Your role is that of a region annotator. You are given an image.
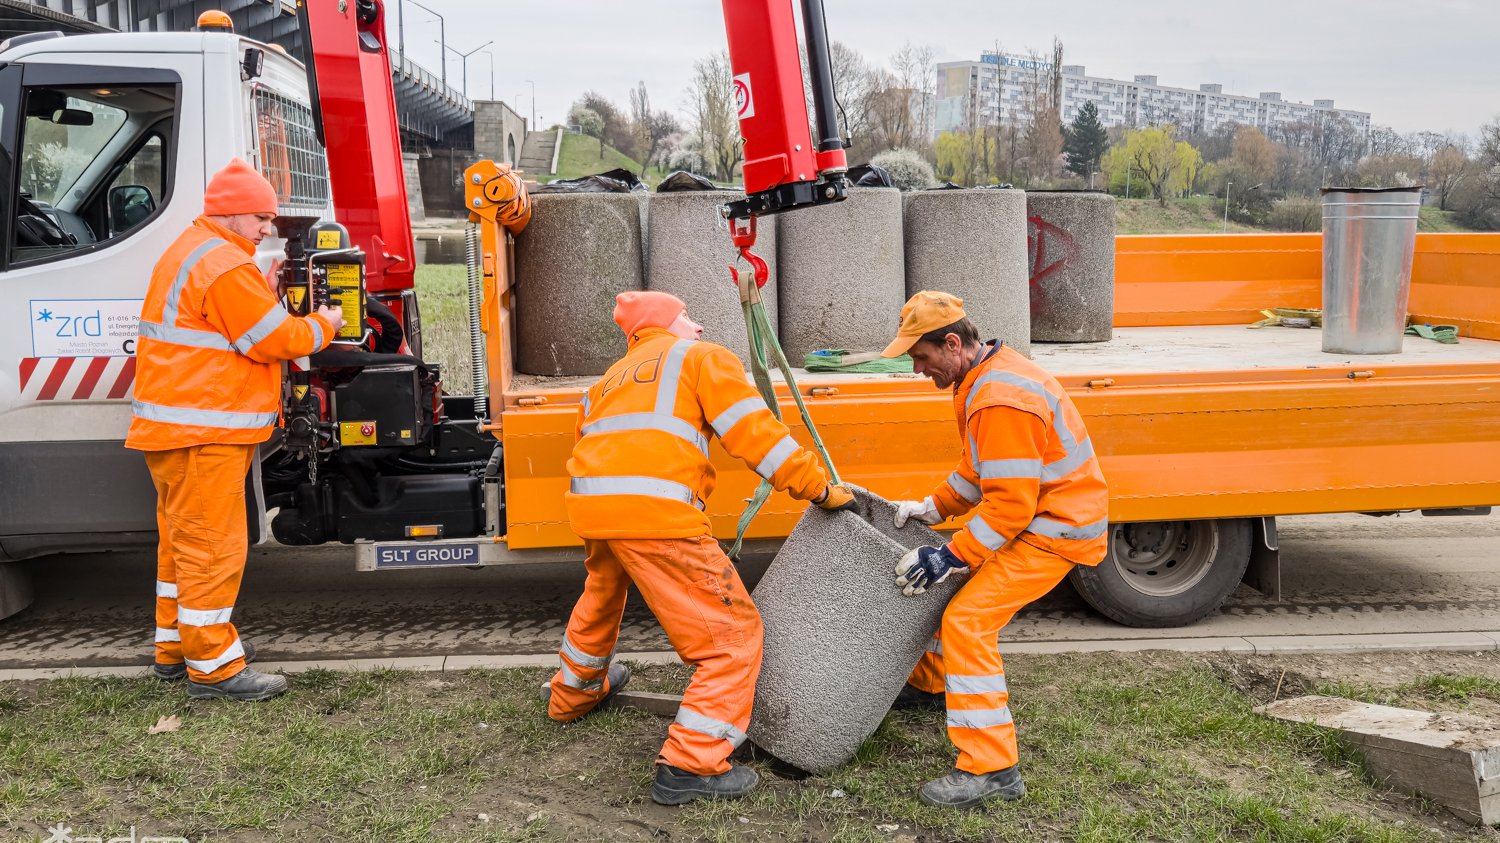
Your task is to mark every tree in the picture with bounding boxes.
[1063,101,1109,179]
[578,91,636,160]
[629,83,680,176]
[1429,144,1471,210]
[935,129,994,187]
[1104,126,1201,206]
[686,51,741,182]
[870,148,936,191]
[568,105,605,158]
[1229,126,1278,186]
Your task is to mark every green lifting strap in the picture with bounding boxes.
[728,268,841,560]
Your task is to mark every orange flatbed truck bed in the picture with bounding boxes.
[365,230,1500,627]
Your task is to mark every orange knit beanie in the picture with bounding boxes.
[612,291,687,339]
[203,158,279,216]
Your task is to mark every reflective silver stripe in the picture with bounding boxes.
[178,606,233,627]
[947,706,1014,730]
[185,637,245,675]
[155,580,178,599]
[654,339,694,414]
[582,412,709,455]
[570,476,704,509]
[946,674,1009,695]
[162,238,230,325]
[755,434,799,480]
[561,635,610,670]
[709,396,770,438]
[559,661,604,692]
[138,319,234,351]
[1042,437,1095,483]
[131,400,278,430]
[155,627,181,643]
[977,458,1042,480]
[964,515,1009,551]
[965,369,1059,475]
[581,393,592,418]
[1028,515,1110,541]
[925,637,943,655]
[309,316,324,350]
[233,304,290,354]
[947,472,981,505]
[674,706,747,748]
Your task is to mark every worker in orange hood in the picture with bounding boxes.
[882,291,1109,808]
[126,158,346,701]
[547,290,856,806]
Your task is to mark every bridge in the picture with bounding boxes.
[0,0,474,147]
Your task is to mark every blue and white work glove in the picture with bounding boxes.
[893,497,942,529]
[895,544,968,596]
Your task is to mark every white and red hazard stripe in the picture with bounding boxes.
[18,356,136,401]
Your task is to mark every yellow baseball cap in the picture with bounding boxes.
[881,291,968,357]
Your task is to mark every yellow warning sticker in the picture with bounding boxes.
[294,385,308,399]
[286,287,306,308]
[316,229,342,249]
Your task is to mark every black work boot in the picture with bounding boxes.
[186,666,288,701]
[651,763,759,806]
[539,662,631,719]
[919,766,1026,808]
[154,640,257,682]
[890,682,944,710]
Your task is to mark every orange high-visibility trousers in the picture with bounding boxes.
[907,539,1076,775]
[146,443,256,684]
[548,536,763,776]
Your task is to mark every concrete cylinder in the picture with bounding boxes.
[904,189,1031,356]
[646,190,776,361]
[776,188,905,362]
[514,193,643,376]
[1025,191,1116,342]
[748,489,963,774]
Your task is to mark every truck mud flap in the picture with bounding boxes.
[1241,516,1280,601]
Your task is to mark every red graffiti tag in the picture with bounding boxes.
[1027,215,1081,314]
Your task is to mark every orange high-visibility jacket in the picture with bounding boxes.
[125,217,333,451]
[567,328,831,539]
[931,342,1109,568]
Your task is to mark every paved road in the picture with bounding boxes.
[2,512,1497,670]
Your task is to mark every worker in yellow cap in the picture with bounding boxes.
[546,290,857,806]
[881,291,1109,808]
[127,158,345,701]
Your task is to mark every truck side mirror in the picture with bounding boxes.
[109,184,155,233]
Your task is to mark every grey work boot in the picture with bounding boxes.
[651,762,759,806]
[890,682,944,711]
[153,640,256,682]
[539,662,631,720]
[186,666,288,702]
[919,766,1026,808]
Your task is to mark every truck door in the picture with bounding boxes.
[0,56,202,559]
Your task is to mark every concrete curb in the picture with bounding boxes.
[4,633,1499,682]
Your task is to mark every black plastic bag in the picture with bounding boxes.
[846,164,895,188]
[532,167,647,194]
[656,171,717,192]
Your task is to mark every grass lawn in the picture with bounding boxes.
[4,652,1497,842]
[413,264,473,396]
[544,133,670,188]
[1115,197,1259,235]
[1418,206,1477,232]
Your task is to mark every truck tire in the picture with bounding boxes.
[1068,518,1253,628]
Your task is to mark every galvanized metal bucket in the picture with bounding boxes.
[1321,186,1422,354]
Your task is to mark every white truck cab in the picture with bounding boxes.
[0,30,330,562]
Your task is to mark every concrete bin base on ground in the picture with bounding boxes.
[904,189,1031,356]
[514,193,644,376]
[775,188,905,362]
[646,190,775,361]
[1026,191,1116,342]
[748,489,962,774]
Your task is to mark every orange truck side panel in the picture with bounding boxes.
[498,233,1500,550]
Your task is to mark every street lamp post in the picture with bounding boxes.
[395,0,404,59]
[1223,181,1233,231]
[439,39,493,100]
[482,49,496,101]
[1125,166,1132,199]
[1089,170,1099,190]
[525,79,536,130]
[409,0,445,89]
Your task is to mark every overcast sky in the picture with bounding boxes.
[385,0,1499,139]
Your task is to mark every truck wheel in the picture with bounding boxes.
[1068,518,1253,628]
[0,561,35,622]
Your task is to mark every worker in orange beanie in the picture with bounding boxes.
[546,290,857,805]
[127,157,346,701]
